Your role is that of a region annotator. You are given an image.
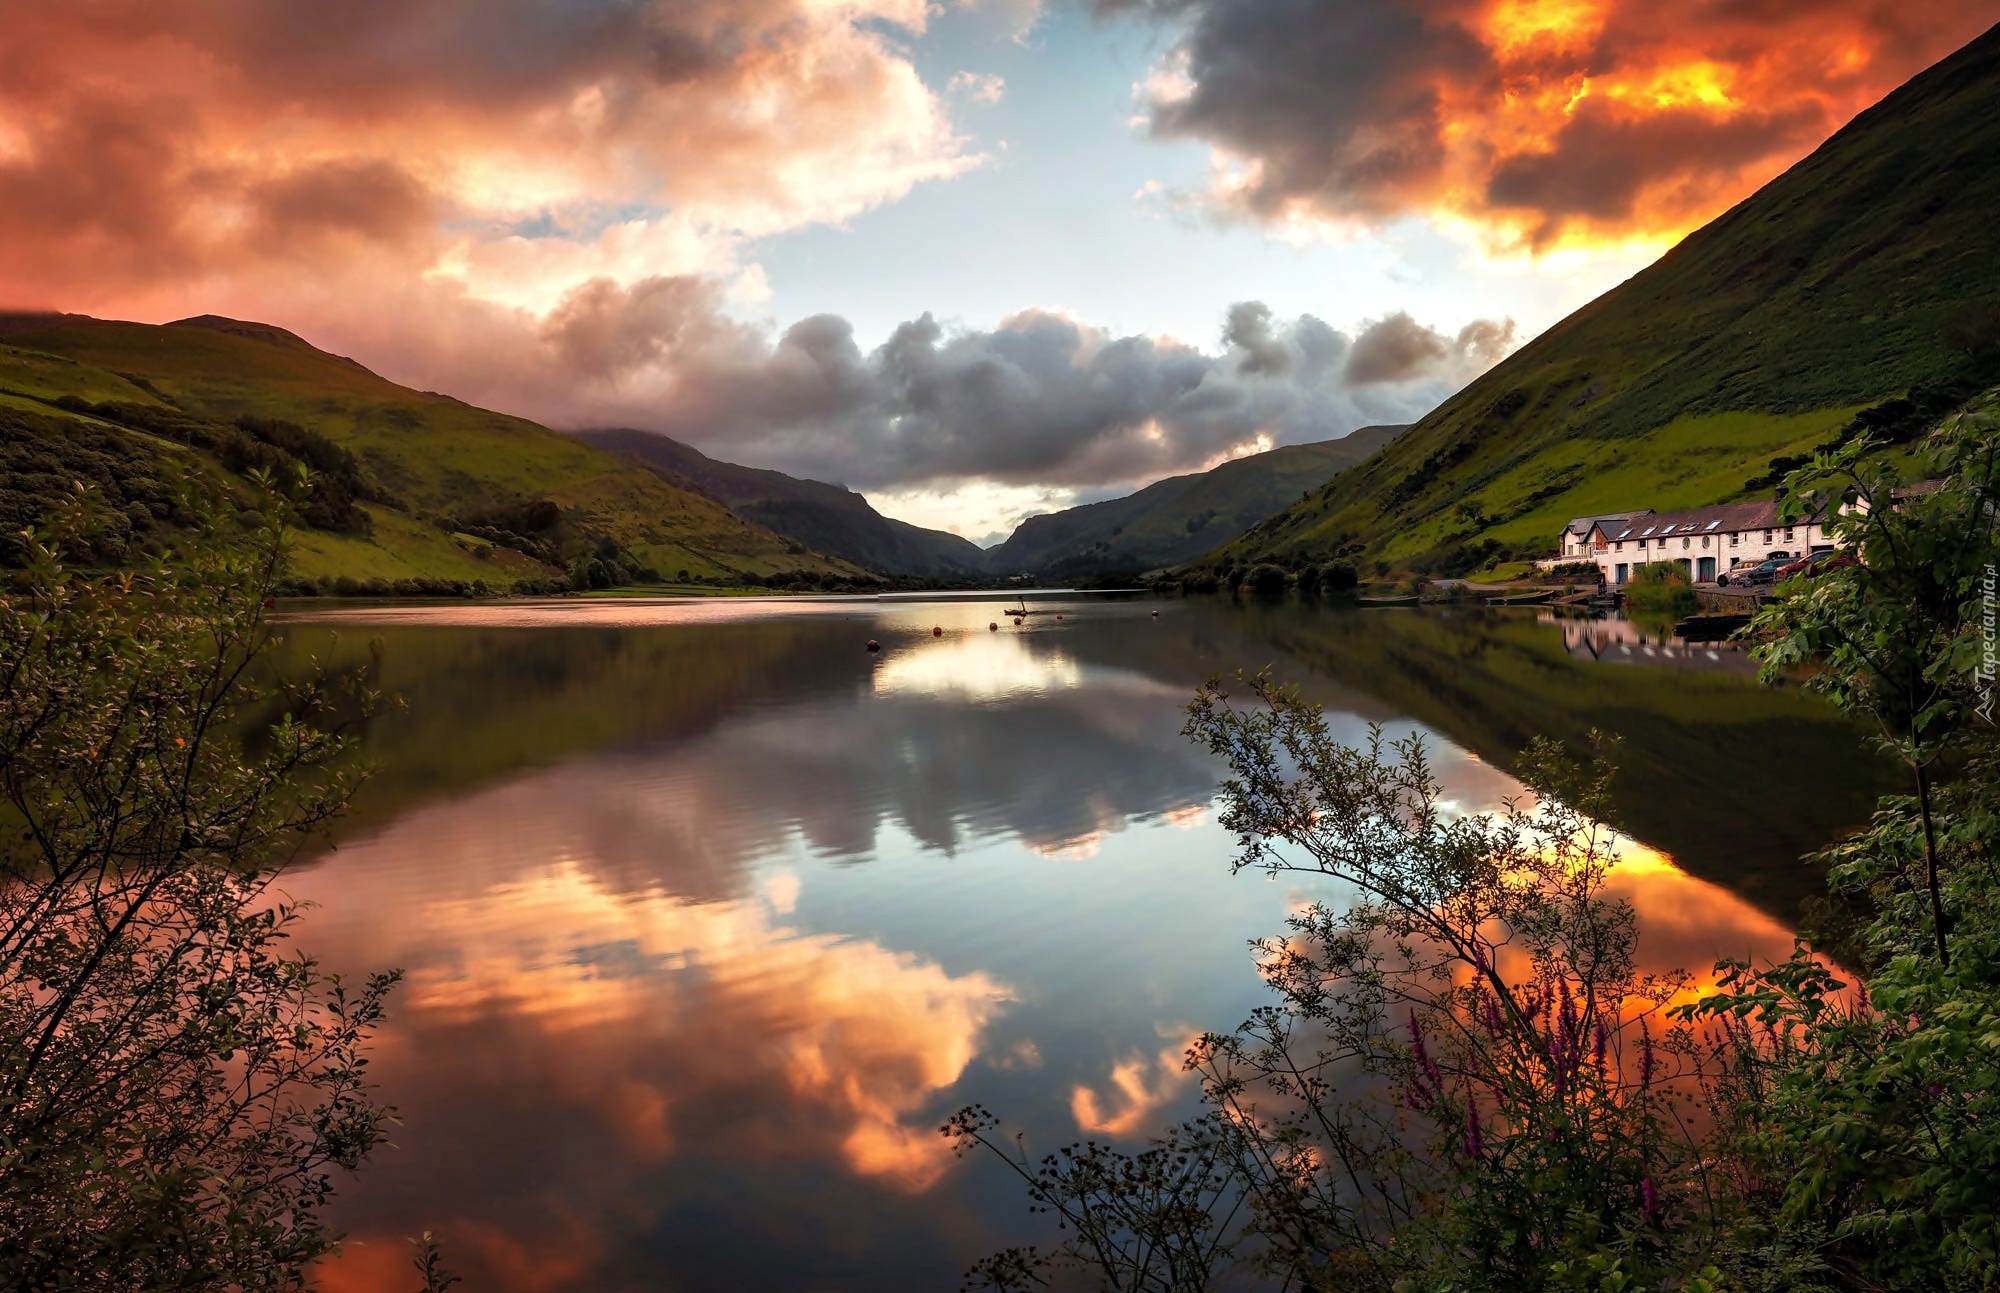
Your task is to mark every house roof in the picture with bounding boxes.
[1597,500,1783,541]
[1562,510,1651,537]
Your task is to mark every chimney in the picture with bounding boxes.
[1773,484,1789,503]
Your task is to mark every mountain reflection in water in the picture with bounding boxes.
[279,596,1889,1292]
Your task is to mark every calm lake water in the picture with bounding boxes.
[276,594,1893,1292]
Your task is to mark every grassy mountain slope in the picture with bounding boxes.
[1204,22,2000,576]
[0,316,864,586]
[578,428,992,578]
[990,424,1404,578]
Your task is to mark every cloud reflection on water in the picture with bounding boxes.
[292,600,1851,1290]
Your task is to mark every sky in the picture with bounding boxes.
[3,1,1995,542]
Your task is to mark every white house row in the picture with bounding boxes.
[1549,499,1834,586]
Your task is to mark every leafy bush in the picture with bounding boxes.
[1625,560,1697,613]
[0,484,399,1286]
[1319,559,1359,592]
[1243,563,1288,596]
[954,698,1705,1290]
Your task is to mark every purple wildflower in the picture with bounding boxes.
[1641,1176,1659,1217]
[1465,1103,1484,1159]
[1593,1019,1609,1073]
[1638,1026,1656,1091]
[1410,1012,1443,1091]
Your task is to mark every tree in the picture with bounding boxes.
[1318,560,1359,592]
[0,480,399,1288]
[951,676,1710,1292]
[1244,564,1288,596]
[1672,401,2000,1286]
[1752,404,2000,965]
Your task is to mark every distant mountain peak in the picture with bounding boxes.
[578,427,993,579]
[988,424,1406,579]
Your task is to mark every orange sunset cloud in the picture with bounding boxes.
[1126,0,1997,250]
[0,0,978,316]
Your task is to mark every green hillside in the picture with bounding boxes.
[1202,21,2000,577]
[0,315,865,589]
[579,428,992,578]
[989,424,1404,578]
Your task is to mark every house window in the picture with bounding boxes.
[1681,537,1690,549]
[1701,536,1710,548]
[1615,541,1623,552]
[1784,526,1795,541]
[1730,533,1739,546]
[1763,530,1773,542]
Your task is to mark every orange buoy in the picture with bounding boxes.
[865,639,881,652]
[1013,617,1023,626]
[988,622,998,631]
[1055,614,1063,621]
[1151,610,1159,617]
[932,626,943,637]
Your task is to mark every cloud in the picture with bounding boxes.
[0,0,982,314]
[948,71,1008,105]
[0,0,1533,506]
[1106,0,1998,249]
[1070,1027,1203,1137]
[1346,311,1516,384]
[379,276,1512,493]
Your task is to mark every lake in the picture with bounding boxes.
[276,594,1893,1292]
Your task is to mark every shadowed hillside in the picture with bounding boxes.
[0,316,865,588]
[990,424,1404,579]
[579,428,992,579]
[1201,22,2000,577]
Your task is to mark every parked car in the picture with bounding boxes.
[1736,558,1790,586]
[1776,549,1853,581]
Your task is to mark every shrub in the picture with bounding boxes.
[954,694,1699,1290]
[1624,560,1696,613]
[1318,559,1359,592]
[0,484,398,1286]
[1244,563,1288,596]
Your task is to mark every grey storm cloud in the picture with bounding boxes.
[544,276,1515,491]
